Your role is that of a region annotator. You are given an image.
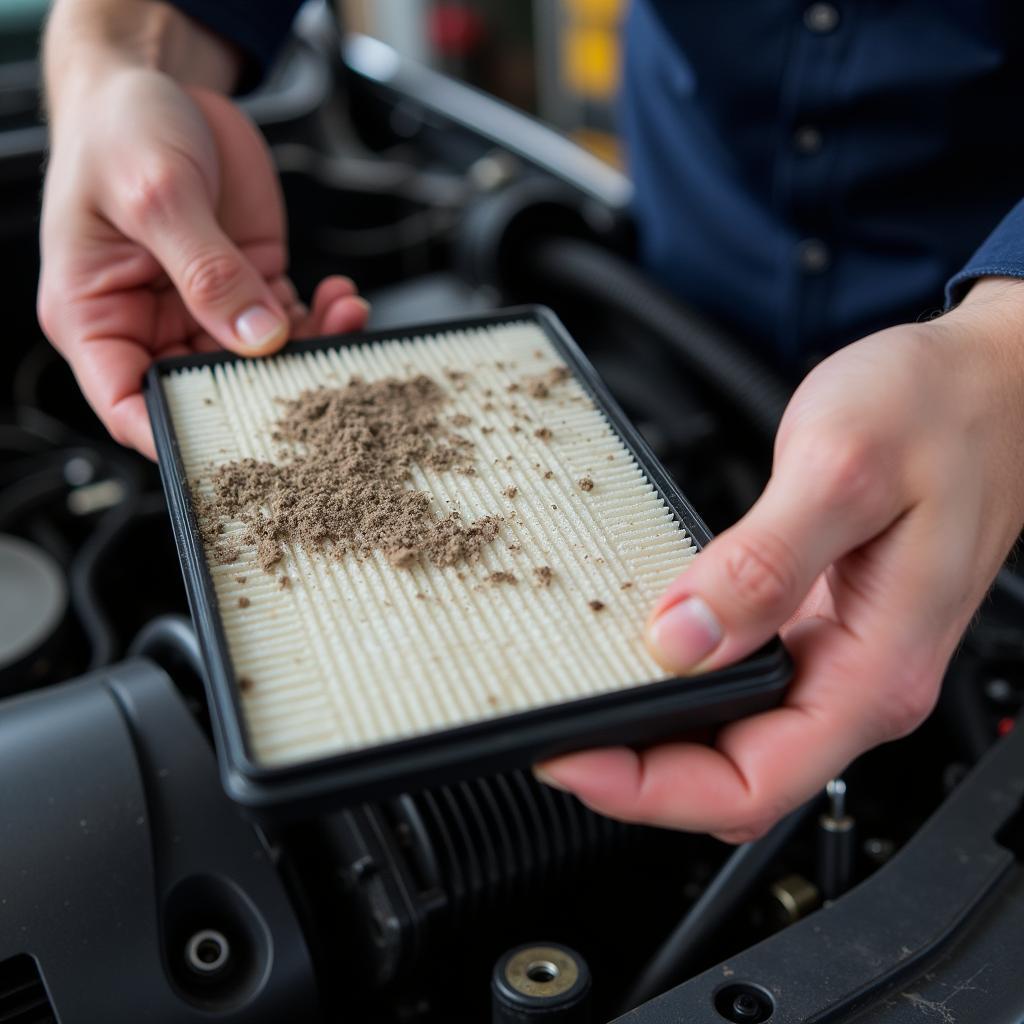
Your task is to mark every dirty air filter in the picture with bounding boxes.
[147,307,789,818]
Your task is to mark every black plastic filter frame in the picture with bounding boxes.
[145,306,791,821]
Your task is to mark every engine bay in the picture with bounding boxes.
[2,12,1024,1023]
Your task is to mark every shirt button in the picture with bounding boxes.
[794,125,823,155]
[797,238,831,274]
[804,2,840,33]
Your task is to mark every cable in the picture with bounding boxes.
[68,493,163,670]
[128,614,206,685]
[530,238,791,444]
[619,798,816,1014]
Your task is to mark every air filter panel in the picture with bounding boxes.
[147,308,789,818]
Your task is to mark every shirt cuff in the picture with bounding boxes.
[165,0,304,89]
[946,198,1024,306]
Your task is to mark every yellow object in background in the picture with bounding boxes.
[564,24,620,98]
[556,0,624,164]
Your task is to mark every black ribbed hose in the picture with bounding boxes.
[530,238,791,444]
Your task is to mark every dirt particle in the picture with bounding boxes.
[504,485,518,499]
[235,575,247,585]
[278,576,290,590]
[486,571,517,585]
[238,675,254,693]
[238,596,250,608]
[444,368,468,391]
[578,476,594,492]
[588,600,606,612]
[620,581,634,590]
[508,543,521,552]
[192,375,502,573]
[543,470,554,480]
[533,566,554,587]
[487,694,499,707]
[523,366,571,399]
[451,413,472,427]
[534,427,553,442]
[482,425,495,434]
[203,397,213,406]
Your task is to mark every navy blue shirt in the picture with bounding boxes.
[173,0,1024,367]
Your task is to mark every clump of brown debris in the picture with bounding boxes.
[523,365,572,399]
[194,374,502,572]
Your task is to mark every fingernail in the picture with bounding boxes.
[532,766,569,792]
[646,597,723,672]
[235,304,286,348]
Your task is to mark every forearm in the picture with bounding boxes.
[43,0,241,127]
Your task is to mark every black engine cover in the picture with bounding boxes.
[0,658,318,1023]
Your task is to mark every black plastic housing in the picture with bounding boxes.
[145,306,791,821]
[0,659,317,1023]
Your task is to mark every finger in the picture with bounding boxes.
[295,282,369,339]
[270,275,301,313]
[317,296,370,337]
[311,275,358,310]
[64,333,159,458]
[645,434,903,674]
[108,393,157,461]
[115,164,289,357]
[310,276,367,333]
[536,617,897,835]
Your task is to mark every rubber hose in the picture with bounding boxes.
[619,799,815,1014]
[128,614,206,685]
[530,238,791,443]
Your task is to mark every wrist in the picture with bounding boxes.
[44,0,241,125]
[936,275,1024,518]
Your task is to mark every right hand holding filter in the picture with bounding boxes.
[537,277,1024,842]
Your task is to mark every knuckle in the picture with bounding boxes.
[819,437,886,514]
[723,532,801,614]
[875,664,941,741]
[122,163,183,225]
[795,431,884,513]
[180,249,244,307]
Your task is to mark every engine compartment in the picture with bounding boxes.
[2,13,1024,1023]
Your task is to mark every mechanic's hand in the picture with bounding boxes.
[538,278,1024,842]
[39,64,368,458]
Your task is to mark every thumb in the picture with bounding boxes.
[646,440,901,673]
[120,164,289,356]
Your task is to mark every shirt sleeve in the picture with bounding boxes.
[946,198,1024,305]
[166,0,306,86]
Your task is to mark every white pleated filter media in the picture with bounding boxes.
[162,321,697,767]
